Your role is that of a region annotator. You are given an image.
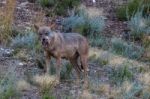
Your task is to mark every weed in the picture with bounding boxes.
[0,0,16,44]
[42,92,56,99]
[62,15,105,37]
[39,0,55,8]
[33,75,57,93]
[60,62,73,80]
[0,63,18,99]
[109,62,133,85]
[111,37,144,59]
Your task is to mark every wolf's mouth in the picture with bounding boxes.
[42,40,49,47]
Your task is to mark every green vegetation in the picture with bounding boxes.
[0,65,18,99]
[39,0,80,16]
[60,63,73,80]
[111,37,144,59]
[109,62,133,85]
[39,0,55,8]
[62,14,105,37]
[116,0,150,21]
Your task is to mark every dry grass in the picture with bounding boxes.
[17,79,31,91]
[79,90,93,99]
[0,0,16,44]
[32,8,45,29]
[33,74,57,93]
[78,4,104,18]
[90,83,110,96]
[89,47,148,67]
[138,73,150,86]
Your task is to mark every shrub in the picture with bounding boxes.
[128,11,146,40]
[39,0,55,8]
[33,75,57,99]
[0,64,18,99]
[96,52,110,66]
[88,17,105,36]
[55,0,80,16]
[11,32,38,49]
[62,15,105,37]
[109,62,133,85]
[62,15,85,32]
[128,10,150,41]
[0,0,16,44]
[111,38,126,55]
[89,36,109,50]
[124,44,144,59]
[60,63,73,80]
[11,32,44,68]
[116,6,127,21]
[116,0,144,20]
[111,37,144,59]
[39,0,80,16]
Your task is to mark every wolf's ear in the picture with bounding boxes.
[34,24,39,31]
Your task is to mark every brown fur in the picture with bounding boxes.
[34,25,89,84]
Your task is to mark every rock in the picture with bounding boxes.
[19,62,24,66]
[19,2,28,8]
[2,48,14,57]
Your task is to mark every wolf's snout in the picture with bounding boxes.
[42,38,49,46]
[42,38,46,42]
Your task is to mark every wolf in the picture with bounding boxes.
[34,25,89,85]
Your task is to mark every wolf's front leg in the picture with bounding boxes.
[44,52,51,74]
[56,58,61,82]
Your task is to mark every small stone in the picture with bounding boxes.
[0,48,4,51]
[19,62,24,66]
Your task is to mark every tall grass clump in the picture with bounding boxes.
[111,37,144,59]
[39,0,55,8]
[0,0,16,44]
[55,0,80,16]
[0,65,18,99]
[89,36,110,49]
[109,62,133,85]
[60,63,73,80]
[33,75,57,99]
[11,32,42,57]
[39,0,80,16]
[62,13,105,37]
[128,11,145,40]
[11,32,44,67]
[128,10,150,41]
[116,0,150,21]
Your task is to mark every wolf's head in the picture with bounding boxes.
[34,25,54,48]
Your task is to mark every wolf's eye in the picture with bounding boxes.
[45,32,49,35]
[39,33,42,36]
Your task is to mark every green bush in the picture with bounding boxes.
[111,38,126,55]
[128,11,150,41]
[116,6,127,21]
[11,32,38,49]
[89,36,109,50]
[116,0,142,20]
[0,65,18,99]
[109,62,133,85]
[39,0,55,8]
[62,15,105,37]
[39,0,80,16]
[11,32,44,68]
[55,0,80,16]
[128,12,145,40]
[60,63,73,80]
[111,37,144,59]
